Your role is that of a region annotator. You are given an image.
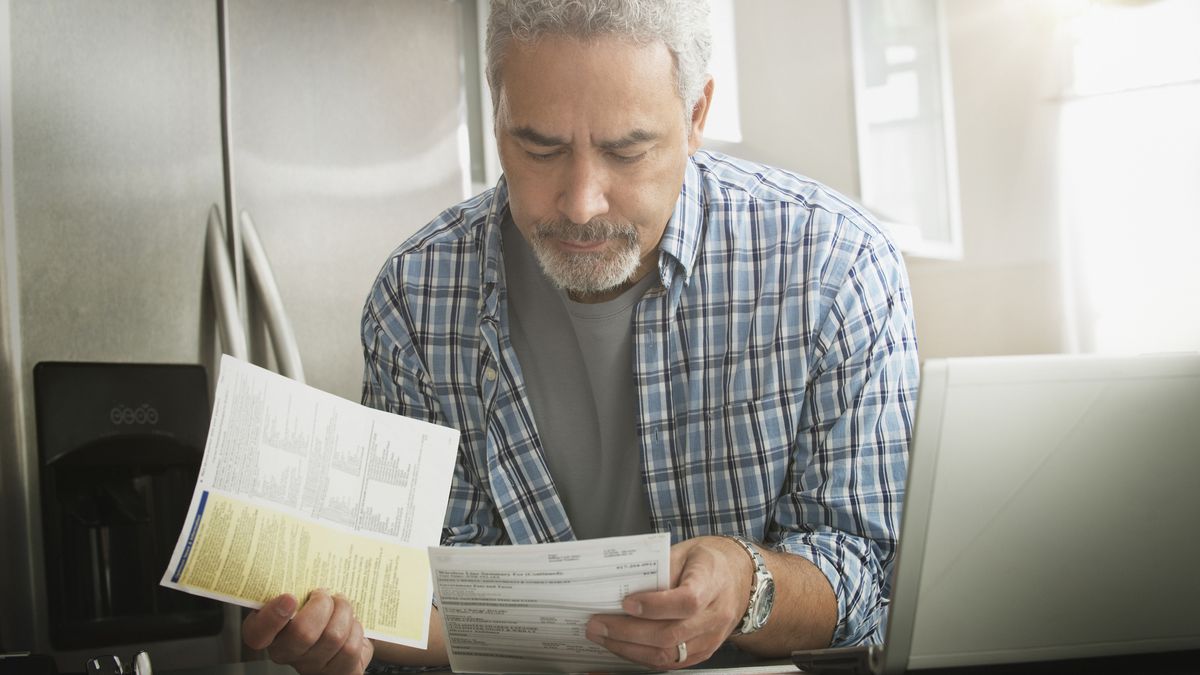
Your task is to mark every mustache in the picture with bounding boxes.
[531,218,638,246]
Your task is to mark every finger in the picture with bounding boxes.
[291,593,357,672]
[591,626,720,671]
[624,548,719,621]
[587,611,719,656]
[586,622,674,671]
[242,594,298,651]
[624,580,710,621]
[269,589,336,664]
[321,619,371,675]
[667,542,692,587]
[586,613,680,652]
[599,639,684,670]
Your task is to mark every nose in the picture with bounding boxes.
[557,154,609,225]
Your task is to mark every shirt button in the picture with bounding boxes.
[485,368,498,381]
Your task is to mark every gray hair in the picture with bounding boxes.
[485,0,712,116]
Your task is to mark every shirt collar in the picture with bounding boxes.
[480,176,510,318]
[656,155,706,292]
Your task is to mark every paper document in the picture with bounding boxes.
[161,355,459,648]
[429,533,671,673]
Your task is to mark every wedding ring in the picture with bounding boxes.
[676,641,688,663]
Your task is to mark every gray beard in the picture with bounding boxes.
[529,218,641,295]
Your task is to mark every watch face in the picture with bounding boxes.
[752,578,776,628]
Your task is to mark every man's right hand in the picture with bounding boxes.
[242,590,374,675]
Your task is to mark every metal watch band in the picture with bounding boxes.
[722,534,772,634]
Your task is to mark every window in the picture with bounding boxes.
[849,0,963,259]
[1058,0,1200,353]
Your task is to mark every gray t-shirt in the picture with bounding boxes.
[502,218,656,540]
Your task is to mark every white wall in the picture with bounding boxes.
[723,0,1069,359]
[708,0,860,196]
[907,0,1067,358]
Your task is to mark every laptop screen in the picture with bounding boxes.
[889,353,1200,671]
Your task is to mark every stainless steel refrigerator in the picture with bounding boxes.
[0,0,471,670]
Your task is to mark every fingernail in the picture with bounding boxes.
[624,599,642,616]
[585,624,607,644]
[276,594,297,618]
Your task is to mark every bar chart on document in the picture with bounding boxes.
[160,355,459,648]
[198,358,440,541]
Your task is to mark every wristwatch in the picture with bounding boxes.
[722,535,775,634]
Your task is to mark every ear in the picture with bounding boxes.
[687,76,715,155]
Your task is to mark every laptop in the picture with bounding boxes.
[792,353,1200,674]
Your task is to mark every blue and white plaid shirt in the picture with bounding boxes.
[361,150,919,646]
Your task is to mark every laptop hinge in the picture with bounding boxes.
[791,644,884,675]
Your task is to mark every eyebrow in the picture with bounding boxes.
[597,128,661,151]
[510,126,567,147]
[509,125,662,150]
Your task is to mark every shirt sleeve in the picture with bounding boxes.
[768,228,919,646]
[360,274,508,547]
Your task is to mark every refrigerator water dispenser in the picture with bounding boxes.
[33,362,223,650]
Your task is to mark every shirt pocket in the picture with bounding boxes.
[655,393,796,540]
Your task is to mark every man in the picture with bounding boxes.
[243,1,918,673]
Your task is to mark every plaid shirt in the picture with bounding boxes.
[361,150,919,646]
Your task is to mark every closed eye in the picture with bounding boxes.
[527,150,564,162]
[610,151,647,164]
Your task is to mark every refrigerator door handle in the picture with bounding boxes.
[205,205,253,661]
[240,210,306,384]
[205,205,249,361]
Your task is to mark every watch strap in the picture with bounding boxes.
[722,534,772,634]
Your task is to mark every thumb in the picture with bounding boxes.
[359,637,375,670]
[667,537,708,588]
[242,593,297,650]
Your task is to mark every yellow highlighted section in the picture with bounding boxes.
[178,491,428,643]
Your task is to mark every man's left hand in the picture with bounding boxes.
[584,535,752,669]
